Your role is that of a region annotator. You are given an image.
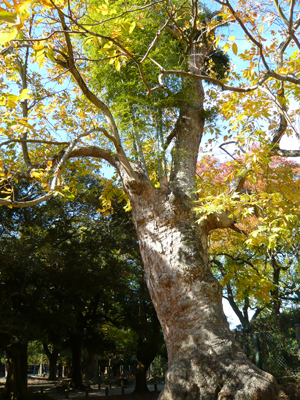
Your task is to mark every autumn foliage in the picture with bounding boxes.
[196,152,300,318]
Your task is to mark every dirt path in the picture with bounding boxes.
[0,377,163,400]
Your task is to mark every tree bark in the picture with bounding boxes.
[270,257,281,316]
[4,342,28,400]
[43,343,59,381]
[85,352,98,382]
[134,313,160,393]
[135,360,150,393]
[58,362,64,378]
[70,335,84,389]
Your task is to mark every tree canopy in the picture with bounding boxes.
[0,0,299,206]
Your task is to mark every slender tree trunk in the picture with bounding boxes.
[270,257,281,315]
[5,342,28,400]
[58,362,64,378]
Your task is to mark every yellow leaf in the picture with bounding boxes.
[228,35,236,41]
[222,43,230,54]
[232,42,238,55]
[33,42,45,50]
[0,10,19,24]
[129,21,136,34]
[18,0,32,13]
[30,170,43,178]
[0,28,18,45]
[99,4,108,15]
[103,41,112,50]
[18,120,35,130]
[46,48,56,62]
[115,58,121,72]
[19,89,31,100]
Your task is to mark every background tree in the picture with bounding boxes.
[0,175,155,393]
[196,154,300,328]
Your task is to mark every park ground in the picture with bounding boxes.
[0,377,162,400]
[1,376,300,400]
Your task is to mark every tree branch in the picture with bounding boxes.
[0,129,118,208]
[67,145,118,169]
[212,258,250,328]
[271,148,300,157]
[0,139,70,147]
[52,16,139,183]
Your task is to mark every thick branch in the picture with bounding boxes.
[54,51,138,183]
[0,192,54,208]
[67,145,118,169]
[271,148,300,157]
[203,211,236,232]
[160,69,269,92]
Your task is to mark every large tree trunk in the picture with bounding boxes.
[125,187,278,400]
[5,342,28,400]
[43,343,59,381]
[85,352,98,382]
[119,78,279,399]
[70,335,84,389]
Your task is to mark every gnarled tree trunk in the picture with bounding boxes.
[118,79,279,400]
[127,187,277,400]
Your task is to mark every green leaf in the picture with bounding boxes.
[0,11,19,24]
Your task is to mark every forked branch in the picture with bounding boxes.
[0,129,118,208]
